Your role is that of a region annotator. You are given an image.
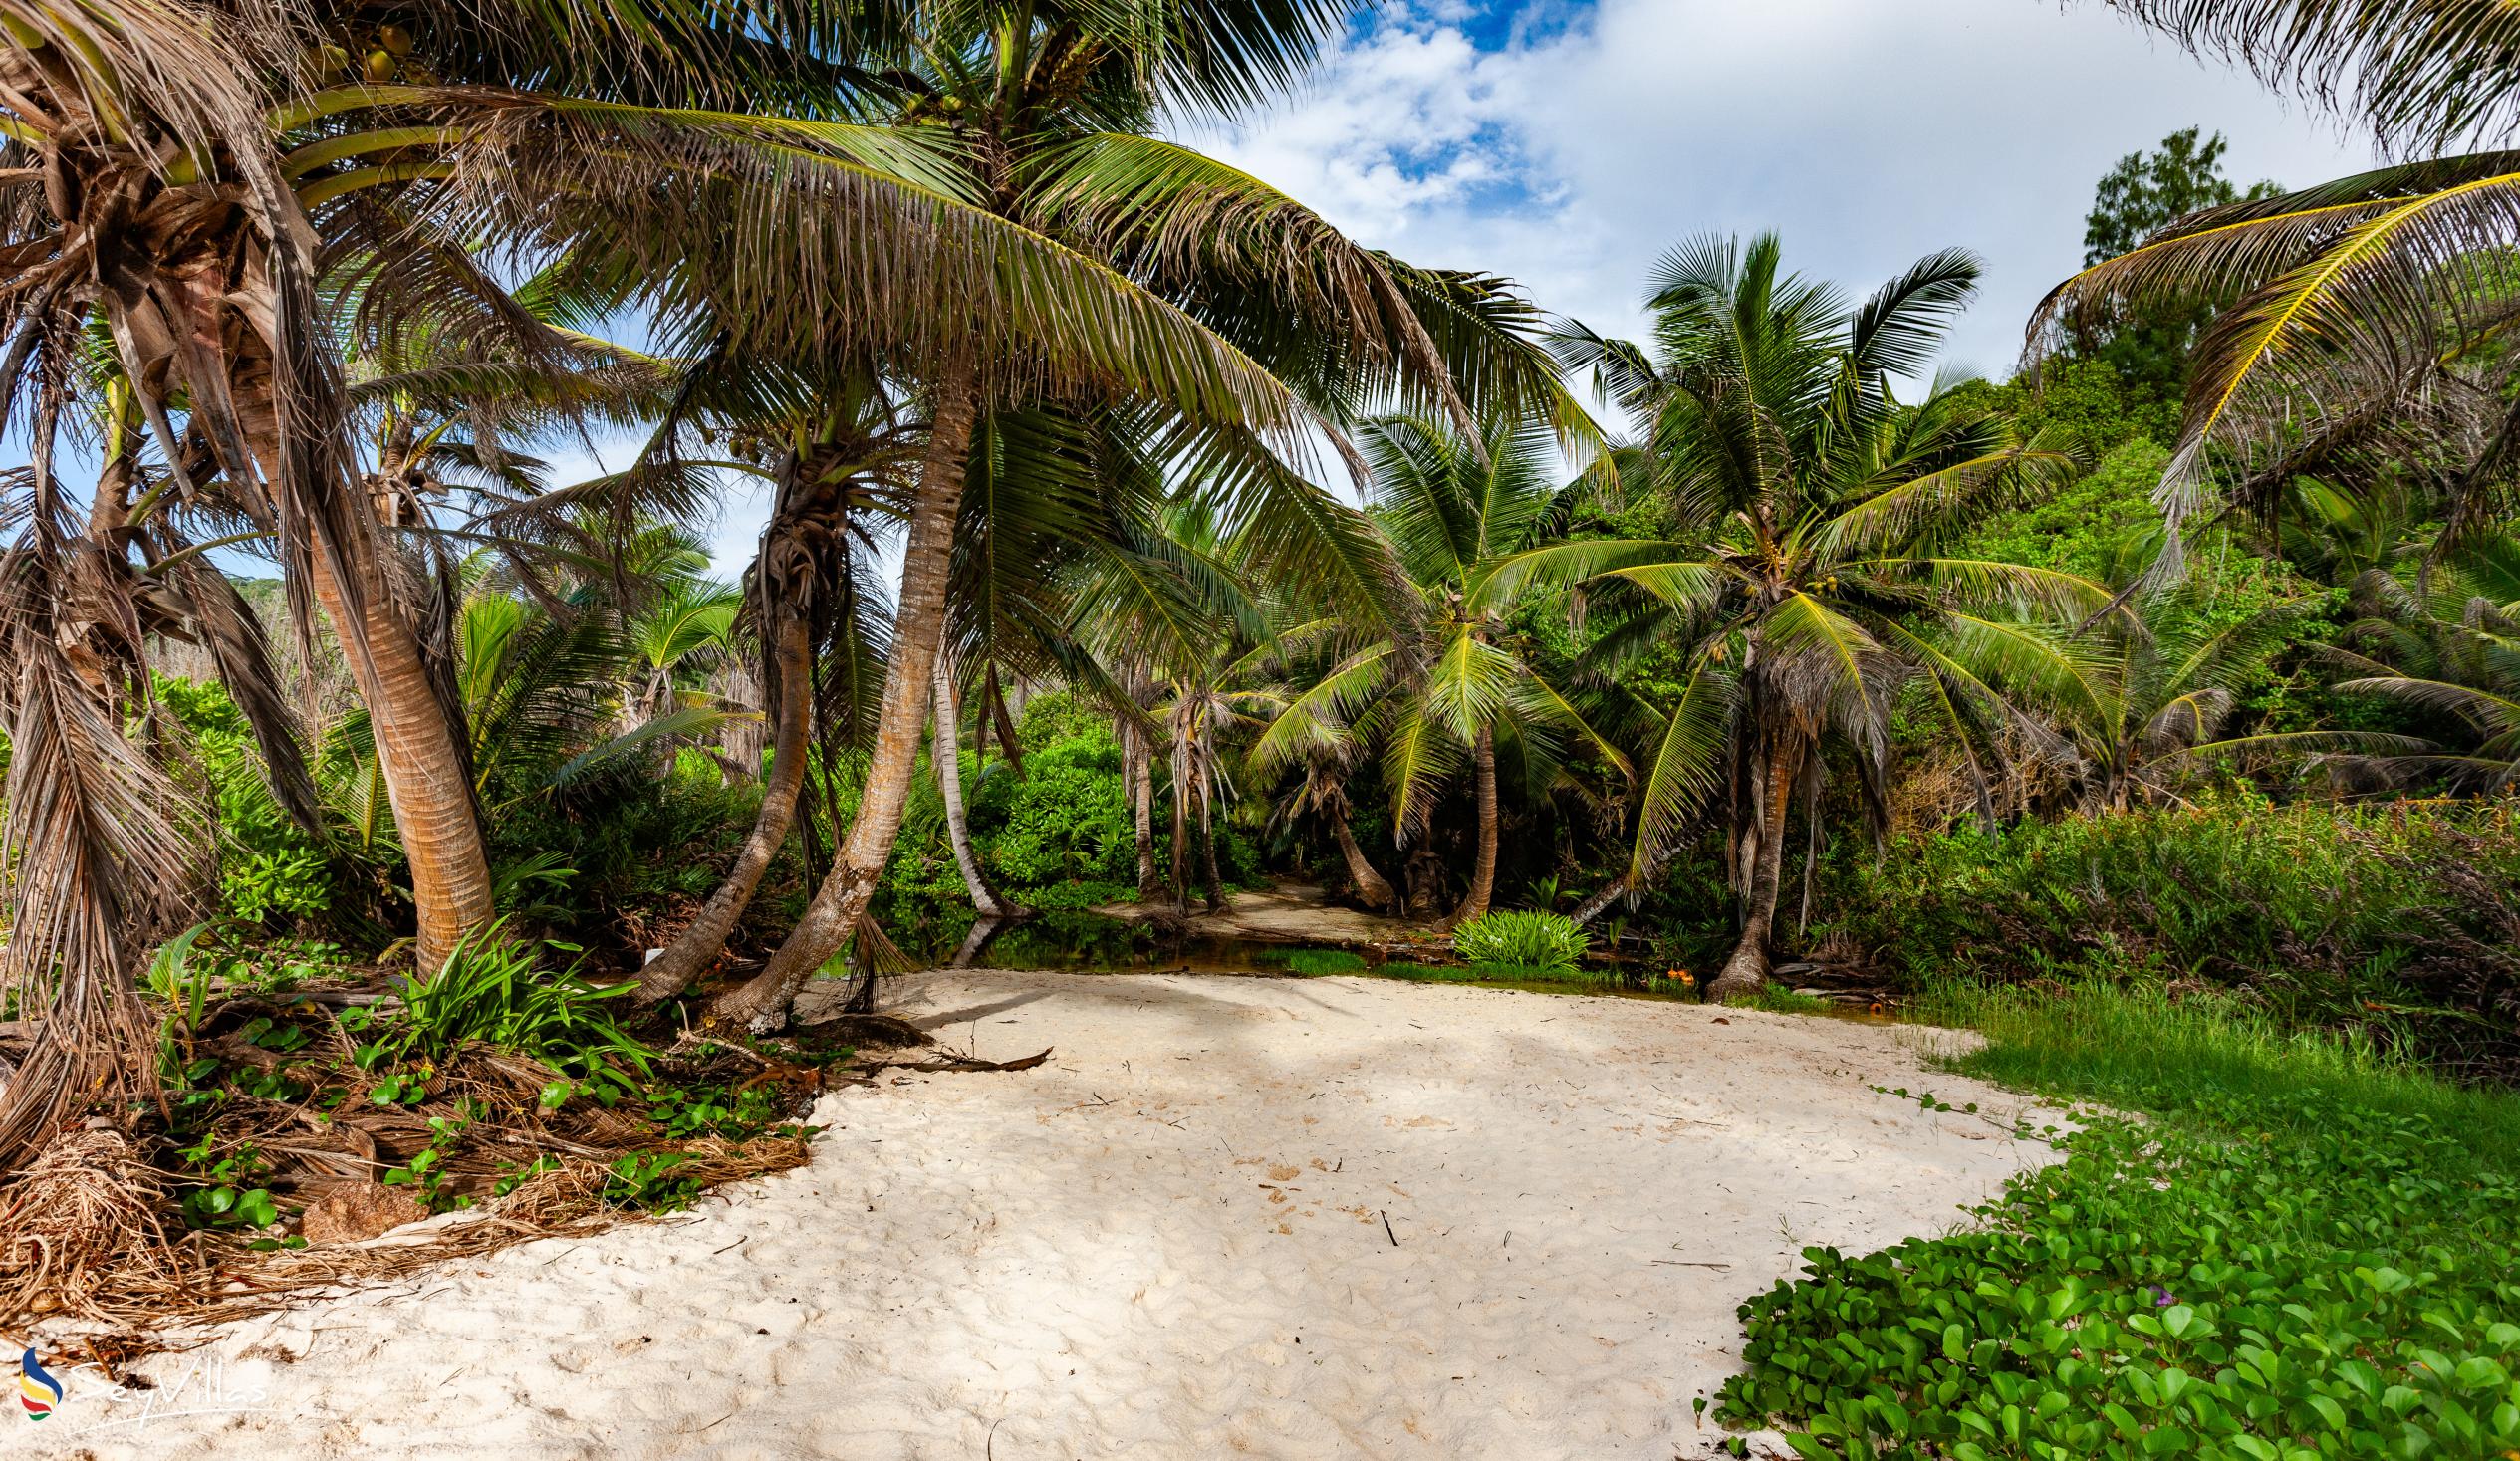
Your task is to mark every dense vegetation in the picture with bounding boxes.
[3,0,2520,1450]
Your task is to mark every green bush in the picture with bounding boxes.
[1815,793,2520,1081]
[161,677,339,924]
[1452,910,1588,974]
[972,731,1134,887]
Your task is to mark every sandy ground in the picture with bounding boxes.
[2,972,2063,1460]
[1095,884,1423,949]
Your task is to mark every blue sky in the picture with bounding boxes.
[1182,0,2374,380]
[9,0,2378,578]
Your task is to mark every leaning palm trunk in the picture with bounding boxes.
[1568,876,1630,928]
[934,652,1025,920]
[1709,730,1799,1000]
[1331,817,1398,913]
[1,23,494,974]
[300,545,494,972]
[1441,726,1499,929]
[710,366,978,1029]
[637,608,814,1001]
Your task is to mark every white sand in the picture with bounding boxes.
[4,972,2062,1459]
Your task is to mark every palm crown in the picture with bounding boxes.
[1495,234,2098,992]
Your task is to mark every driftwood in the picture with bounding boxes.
[863,1047,1053,1076]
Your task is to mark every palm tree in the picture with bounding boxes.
[2,0,1326,995]
[2030,2,2520,575]
[1938,590,2325,813]
[635,378,911,1002]
[700,0,1581,1028]
[2322,533,2520,792]
[1250,414,1627,927]
[1491,235,2096,997]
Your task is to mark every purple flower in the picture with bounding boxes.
[2147,1285,2177,1308]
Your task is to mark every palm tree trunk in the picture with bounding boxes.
[295,487,492,976]
[1127,721,1162,899]
[1169,759,1193,913]
[1196,781,1226,912]
[1569,877,1629,927]
[225,353,491,973]
[935,651,1024,919]
[636,608,813,1002]
[1710,731,1799,1000]
[1442,725,1499,929]
[709,364,978,1030]
[1331,817,1398,913]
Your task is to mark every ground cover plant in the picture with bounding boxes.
[1711,984,2520,1459]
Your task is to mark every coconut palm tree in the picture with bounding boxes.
[633,375,913,1002]
[1,0,1333,1004]
[2032,2,2520,576]
[1937,590,2331,812]
[2322,531,2520,792]
[700,0,1585,1028]
[1249,413,1628,928]
[1489,235,2097,997]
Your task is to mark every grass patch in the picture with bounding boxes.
[1920,979,2520,1168]
[1722,984,1836,1016]
[1282,948,1368,976]
[1370,960,1642,993]
[1714,980,2520,1458]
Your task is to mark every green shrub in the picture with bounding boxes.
[1815,793,2520,1081]
[1452,910,1587,974]
[973,732,1134,887]
[161,677,339,923]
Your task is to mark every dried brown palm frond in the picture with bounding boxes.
[0,1127,183,1326]
[0,464,208,1171]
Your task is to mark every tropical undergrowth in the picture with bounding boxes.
[1710,982,2520,1460]
[9,919,850,1342]
[1811,793,2520,1082]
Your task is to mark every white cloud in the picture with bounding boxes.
[1180,0,2375,382]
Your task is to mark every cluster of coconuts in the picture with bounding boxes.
[302,22,435,87]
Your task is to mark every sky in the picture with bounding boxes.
[1177,0,2374,383]
[11,0,2380,579]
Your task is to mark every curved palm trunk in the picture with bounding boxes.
[1709,731,1799,1000]
[1441,725,1499,929]
[1331,816,1398,913]
[636,609,813,1001]
[236,396,490,974]
[935,652,1025,919]
[709,365,978,1030]
[302,551,493,972]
